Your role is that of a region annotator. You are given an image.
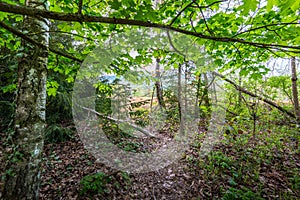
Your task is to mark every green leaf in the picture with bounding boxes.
[266,0,276,12]
[0,11,9,20]
[1,84,16,93]
[290,0,300,11]
[280,0,296,13]
[250,72,262,80]
[47,80,59,96]
[242,0,258,15]
[66,76,74,83]
[110,0,121,10]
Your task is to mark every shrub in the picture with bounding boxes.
[45,124,74,144]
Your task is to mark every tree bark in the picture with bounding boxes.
[203,73,211,112]
[195,74,201,110]
[197,73,211,119]
[177,63,189,135]
[155,58,165,109]
[291,57,300,125]
[2,1,49,199]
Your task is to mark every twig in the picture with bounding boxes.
[232,22,299,38]
[166,30,186,58]
[189,11,197,32]
[78,0,83,15]
[169,1,194,26]
[195,0,226,9]
[152,186,157,200]
[193,1,214,35]
[266,27,281,39]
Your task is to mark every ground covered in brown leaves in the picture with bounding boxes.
[0,127,299,199]
[38,129,299,200]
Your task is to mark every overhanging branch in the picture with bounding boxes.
[0,2,299,53]
[0,21,83,63]
[28,30,94,41]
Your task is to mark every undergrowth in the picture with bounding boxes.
[189,104,299,199]
[79,171,131,197]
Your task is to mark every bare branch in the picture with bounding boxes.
[80,106,159,138]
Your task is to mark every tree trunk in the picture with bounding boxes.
[203,73,211,111]
[155,58,165,109]
[177,63,187,135]
[178,63,182,122]
[2,0,49,199]
[238,71,242,106]
[291,57,300,125]
[195,74,201,110]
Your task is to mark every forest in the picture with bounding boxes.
[0,0,299,199]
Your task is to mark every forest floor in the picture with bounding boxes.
[0,123,299,199]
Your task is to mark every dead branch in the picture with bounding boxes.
[213,71,296,118]
[81,106,159,138]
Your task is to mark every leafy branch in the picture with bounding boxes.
[233,22,299,37]
[0,2,299,53]
[191,0,226,10]
[27,30,94,41]
[193,1,214,35]
[0,21,83,63]
[169,1,194,26]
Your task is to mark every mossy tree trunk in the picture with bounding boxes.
[2,0,49,199]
